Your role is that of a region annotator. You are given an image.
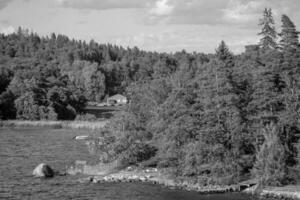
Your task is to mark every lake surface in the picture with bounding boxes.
[0,127,259,200]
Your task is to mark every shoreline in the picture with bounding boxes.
[70,163,300,199]
[75,166,245,194]
[260,186,300,200]
[0,120,108,130]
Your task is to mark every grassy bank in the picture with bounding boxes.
[0,120,108,130]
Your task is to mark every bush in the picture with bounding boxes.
[38,106,57,120]
[0,90,16,119]
[139,156,159,168]
[118,142,157,165]
[252,123,288,186]
[75,113,97,121]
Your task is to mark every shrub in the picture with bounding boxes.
[75,113,97,121]
[0,90,16,119]
[118,142,157,165]
[252,123,288,186]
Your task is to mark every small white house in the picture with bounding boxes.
[107,94,128,105]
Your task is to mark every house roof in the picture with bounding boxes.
[108,94,127,100]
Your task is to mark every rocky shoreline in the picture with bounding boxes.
[79,167,243,194]
[260,187,300,200]
[75,166,300,199]
[68,161,300,199]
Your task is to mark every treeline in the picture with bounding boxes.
[96,9,300,186]
[0,26,208,119]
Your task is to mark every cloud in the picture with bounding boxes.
[0,26,15,35]
[55,0,155,10]
[144,0,300,26]
[0,0,12,9]
[150,0,173,16]
[54,0,300,27]
[145,0,229,25]
[222,0,264,24]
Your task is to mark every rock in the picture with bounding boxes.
[103,176,110,181]
[74,135,89,140]
[33,163,55,178]
[145,168,158,173]
[77,177,93,183]
[145,175,153,179]
[126,166,133,172]
[139,176,147,182]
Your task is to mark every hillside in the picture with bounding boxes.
[0,9,300,187]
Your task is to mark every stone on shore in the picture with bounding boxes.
[33,163,55,178]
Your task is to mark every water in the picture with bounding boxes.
[0,127,258,200]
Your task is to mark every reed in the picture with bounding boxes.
[67,160,121,176]
[0,120,108,130]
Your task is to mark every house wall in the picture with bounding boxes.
[107,97,127,104]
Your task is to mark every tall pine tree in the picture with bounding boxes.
[279,15,300,169]
[258,8,277,51]
[279,15,300,74]
[279,15,299,50]
[194,41,244,182]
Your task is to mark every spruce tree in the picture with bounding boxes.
[279,15,300,74]
[248,49,283,148]
[202,41,238,148]
[195,41,243,182]
[258,8,277,51]
[279,15,300,124]
[279,15,300,170]
[279,15,299,50]
[214,41,238,146]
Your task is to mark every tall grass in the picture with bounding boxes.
[67,160,122,175]
[0,120,108,130]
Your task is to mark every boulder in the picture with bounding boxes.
[33,163,55,178]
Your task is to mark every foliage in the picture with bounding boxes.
[252,123,288,186]
[75,113,97,121]
[258,8,277,51]
[279,15,299,50]
[0,90,16,120]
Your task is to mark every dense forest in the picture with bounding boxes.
[1,9,300,186]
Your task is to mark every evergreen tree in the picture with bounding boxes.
[279,15,300,74]
[258,8,277,51]
[279,15,299,50]
[194,42,243,183]
[214,41,240,150]
[248,49,283,141]
[278,15,300,171]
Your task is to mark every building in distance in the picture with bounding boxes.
[107,94,128,106]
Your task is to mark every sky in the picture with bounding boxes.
[0,0,299,53]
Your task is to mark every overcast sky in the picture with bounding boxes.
[0,0,299,53]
